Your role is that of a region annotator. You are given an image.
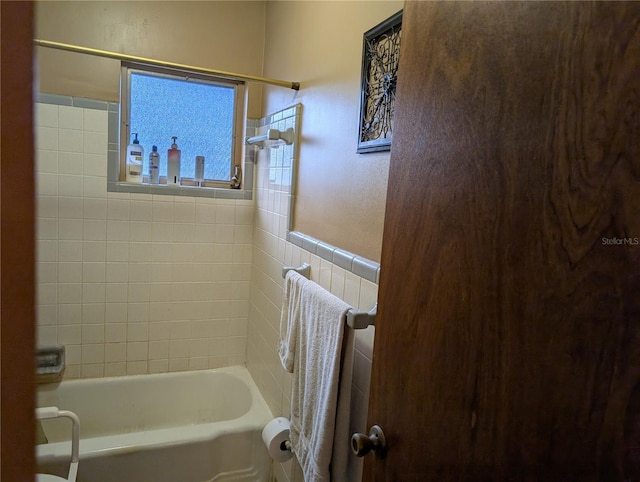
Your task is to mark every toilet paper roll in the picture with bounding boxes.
[262,417,293,462]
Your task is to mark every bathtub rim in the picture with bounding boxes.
[36,365,274,463]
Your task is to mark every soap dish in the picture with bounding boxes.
[36,345,65,383]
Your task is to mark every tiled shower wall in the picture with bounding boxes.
[246,106,378,482]
[35,99,254,379]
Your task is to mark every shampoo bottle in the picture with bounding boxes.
[126,133,144,183]
[167,136,181,185]
[149,146,160,185]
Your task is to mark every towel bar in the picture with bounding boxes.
[346,304,377,329]
[282,263,377,330]
[282,263,311,279]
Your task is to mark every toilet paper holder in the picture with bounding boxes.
[262,417,294,462]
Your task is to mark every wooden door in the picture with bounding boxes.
[365,2,640,480]
[1,1,36,481]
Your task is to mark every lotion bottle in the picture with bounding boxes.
[167,136,181,185]
[149,145,160,185]
[126,133,144,183]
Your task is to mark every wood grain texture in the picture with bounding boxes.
[367,2,640,480]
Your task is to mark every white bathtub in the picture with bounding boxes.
[36,366,274,482]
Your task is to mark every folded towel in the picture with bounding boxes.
[279,271,350,482]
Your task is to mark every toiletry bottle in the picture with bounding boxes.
[195,156,205,187]
[167,136,181,185]
[126,133,144,183]
[149,145,160,185]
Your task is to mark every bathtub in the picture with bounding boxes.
[36,366,274,482]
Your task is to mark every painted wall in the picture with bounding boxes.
[35,1,266,117]
[262,1,403,262]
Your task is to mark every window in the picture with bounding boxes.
[119,62,245,189]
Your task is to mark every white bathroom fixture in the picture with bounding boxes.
[36,406,80,482]
[36,367,273,482]
[246,128,294,149]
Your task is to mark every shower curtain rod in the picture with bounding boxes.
[33,39,301,91]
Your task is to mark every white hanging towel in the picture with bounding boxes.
[278,270,351,482]
[279,270,308,372]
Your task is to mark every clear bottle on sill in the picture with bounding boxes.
[149,145,160,185]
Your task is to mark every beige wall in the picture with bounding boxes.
[35,1,266,117]
[262,1,403,262]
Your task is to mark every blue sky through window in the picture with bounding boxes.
[129,72,235,182]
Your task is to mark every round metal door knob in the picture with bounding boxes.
[351,425,387,459]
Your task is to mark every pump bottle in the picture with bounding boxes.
[126,133,144,183]
[167,136,181,185]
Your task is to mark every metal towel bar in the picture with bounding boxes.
[282,263,376,329]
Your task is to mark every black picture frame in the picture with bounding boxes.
[357,10,403,154]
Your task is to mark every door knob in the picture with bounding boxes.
[351,425,387,459]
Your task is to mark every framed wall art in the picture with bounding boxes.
[357,10,403,154]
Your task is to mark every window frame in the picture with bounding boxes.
[119,61,246,190]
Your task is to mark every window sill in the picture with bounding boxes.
[107,181,252,200]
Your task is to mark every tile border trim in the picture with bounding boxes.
[286,230,380,284]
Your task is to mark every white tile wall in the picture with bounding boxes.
[246,107,377,482]
[35,102,252,378]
